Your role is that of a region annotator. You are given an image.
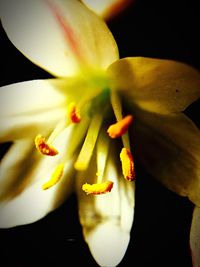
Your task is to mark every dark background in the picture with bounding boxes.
[0,0,199,266]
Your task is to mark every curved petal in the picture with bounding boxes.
[0,126,77,228]
[0,109,65,142]
[0,79,65,117]
[0,79,74,142]
[0,0,119,77]
[107,57,200,114]
[76,145,135,266]
[133,109,200,205]
[190,205,200,267]
[81,0,134,21]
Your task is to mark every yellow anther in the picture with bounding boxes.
[42,163,64,190]
[120,148,135,181]
[82,181,114,195]
[68,102,81,123]
[35,135,58,156]
[107,115,133,138]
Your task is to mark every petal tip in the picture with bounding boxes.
[86,221,130,266]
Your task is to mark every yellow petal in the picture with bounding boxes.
[134,109,200,205]
[190,206,200,267]
[0,0,119,77]
[107,57,200,114]
[0,79,65,117]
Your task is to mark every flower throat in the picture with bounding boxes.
[35,87,135,195]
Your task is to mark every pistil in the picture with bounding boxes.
[109,91,136,181]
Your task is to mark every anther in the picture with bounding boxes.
[107,115,133,138]
[42,163,64,190]
[120,148,135,181]
[68,102,81,123]
[35,134,58,156]
[82,181,114,195]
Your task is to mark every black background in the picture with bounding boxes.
[0,0,199,266]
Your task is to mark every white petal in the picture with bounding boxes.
[190,205,200,267]
[0,108,65,142]
[0,79,67,142]
[0,126,77,228]
[87,221,130,267]
[0,78,94,142]
[0,159,74,228]
[0,79,65,117]
[76,148,135,266]
[0,0,119,77]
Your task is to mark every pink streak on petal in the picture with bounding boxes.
[46,0,84,62]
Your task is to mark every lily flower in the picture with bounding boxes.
[0,0,200,266]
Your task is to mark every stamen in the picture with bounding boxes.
[74,114,103,171]
[47,120,67,144]
[109,91,132,149]
[82,181,113,195]
[68,102,81,123]
[120,148,135,181]
[42,163,64,190]
[107,115,133,138]
[35,135,58,156]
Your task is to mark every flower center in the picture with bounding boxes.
[34,87,135,195]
